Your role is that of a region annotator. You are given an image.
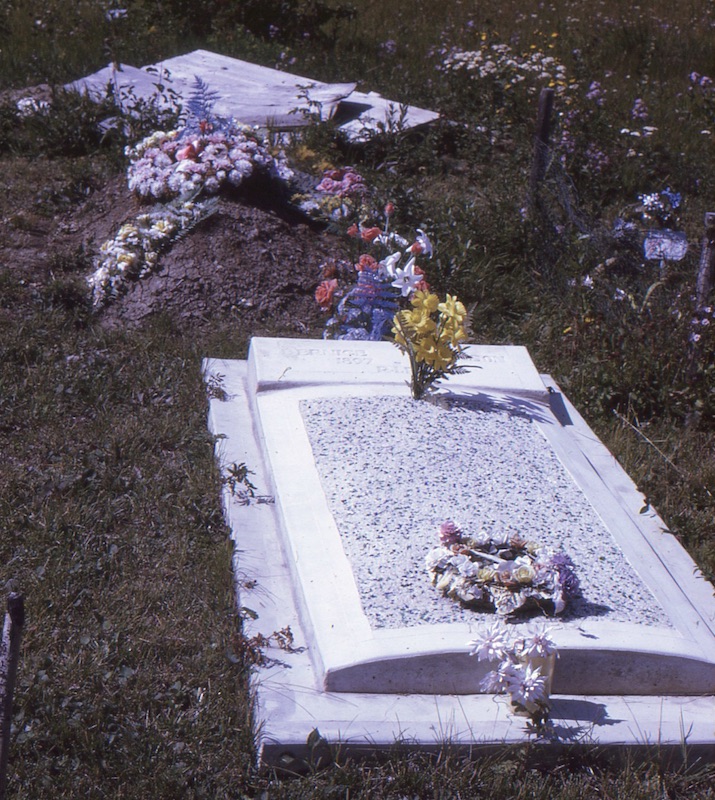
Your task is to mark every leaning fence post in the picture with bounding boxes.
[528,87,555,215]
[696,212,715,310]
[0,593,24,800]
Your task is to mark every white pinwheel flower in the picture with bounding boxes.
[505,662,548,709]
[467,620,512,662]
[518,623,557,659]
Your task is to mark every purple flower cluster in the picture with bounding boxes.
[546,552,580,600]
[585,81,605,106]
[631,98,648,120]
[584,142,610,174]
[690,72,714,89]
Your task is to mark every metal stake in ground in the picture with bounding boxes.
[0,593,24,800]
[528,87,555,215]
[696,212,715,311]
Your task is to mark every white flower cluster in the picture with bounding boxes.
[441,42,574,95]
[87,198,215,305]
[125,125,293,200]
[468,620,557,720]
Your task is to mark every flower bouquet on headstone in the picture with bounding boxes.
[392,291,470,400]
[426,521,580,617]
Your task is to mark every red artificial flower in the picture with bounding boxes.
[315,278,338,310]
[347,223,360,238]
[356,254,379,272]
[360,226,382,242]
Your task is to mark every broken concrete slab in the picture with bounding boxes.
[204,338,715,767]
[65,49,439,137]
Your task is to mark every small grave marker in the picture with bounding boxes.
[65,50,439,140]
[643,229,688,261]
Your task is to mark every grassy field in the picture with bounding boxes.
[2,0,715,796]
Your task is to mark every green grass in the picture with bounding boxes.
[2,0,715,796]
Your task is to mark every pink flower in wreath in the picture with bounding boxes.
[176,140,202,161]
[439,520,462,546]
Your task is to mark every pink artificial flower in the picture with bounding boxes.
[360,226,382,242]
[439,520,462,546]
[176,140,202,161]
[315,177,340,193]
[385,201,395,217]
[356,254,378,272]
[315,278,338,310]
[347,223,360,238]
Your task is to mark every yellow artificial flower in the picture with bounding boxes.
[411,290,440,315]
[414,335,454,371]
[438,294,467,323]
[392,314,407,347]
[406,308,437,335]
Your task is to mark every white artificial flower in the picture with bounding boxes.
[391,257,423,297]
[412,229,433,257]
[379,251,402,279]
[425,547,452,570]
[467,620,512,662]
[505,663,548,708]
[518,623,557,659]
[376,231,409,248]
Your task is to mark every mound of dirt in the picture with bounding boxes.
[96,190,349,334]
[2,168,349,336]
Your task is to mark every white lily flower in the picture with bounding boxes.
[379,251,402,279]
[411,228,433,257]
[391,256,423,297]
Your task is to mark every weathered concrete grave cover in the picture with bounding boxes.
[204,338,715,764]
[66,49,439,139]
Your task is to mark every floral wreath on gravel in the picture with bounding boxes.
[426,521,580,617]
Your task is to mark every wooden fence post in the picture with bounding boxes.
[696,212,715,310]
[528,87,555,215]
[0,594,24,800]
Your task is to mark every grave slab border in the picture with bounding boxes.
[204,339,715,766]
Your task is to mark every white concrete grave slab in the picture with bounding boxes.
[204,338,715,766]
[65,49,439,138]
